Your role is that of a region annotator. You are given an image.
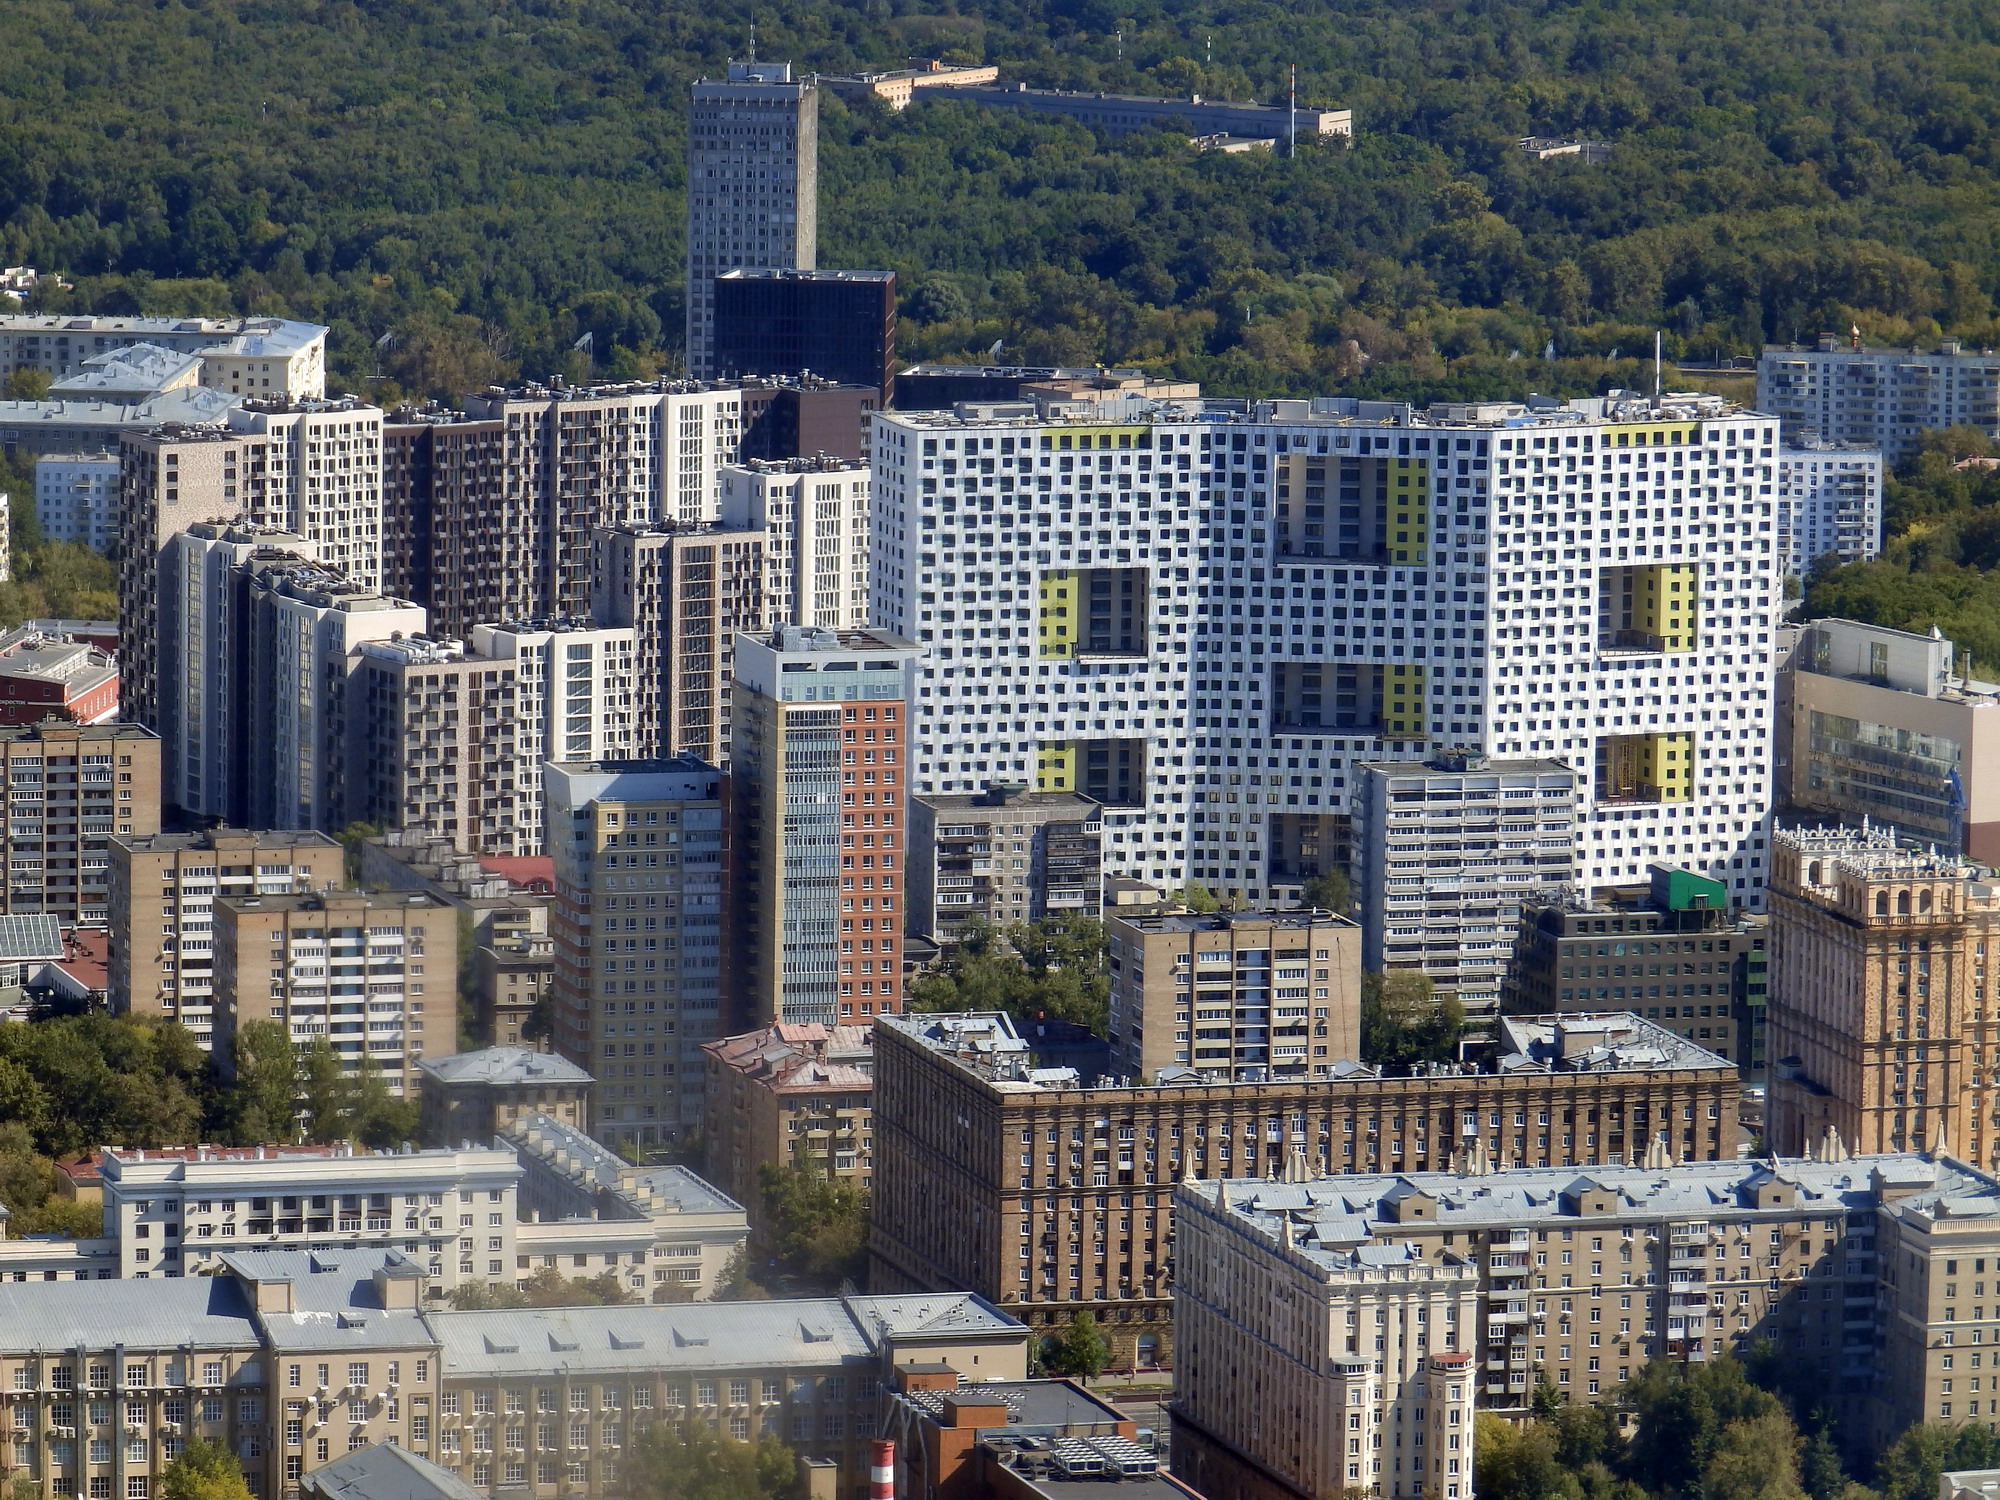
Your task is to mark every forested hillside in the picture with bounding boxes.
[5,0,2000,401]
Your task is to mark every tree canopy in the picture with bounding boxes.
[0,0,1997,400]
[617,1418,794,1500]
[755,1162,868,1291]
[158,1439,252,1500]
[1361,970,1466,1068]
[906,915,1111,1037]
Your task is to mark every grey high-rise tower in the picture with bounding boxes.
[686,62,818,379]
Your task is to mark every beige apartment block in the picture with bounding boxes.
[1174,1183,1478,1500]
[700,1023,875,1209]
[1106,909,1363,1082]
[545,757,727,1151]
[213,888,458,1097]
[1767,824,2000,1166]
[473,940,554,1050]
[118,425,248,731]
[869,1010,1741,1369]
[719,459,870,630]
[108,829,345,1048]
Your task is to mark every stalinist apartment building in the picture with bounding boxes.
[869,1008,1741,1367]
[1171,1151,2000,1451]
[870,389,1782,915]
[1766,822,2000,1168]
[686,63,819,379]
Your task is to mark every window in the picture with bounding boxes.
[347,1363,369,1389]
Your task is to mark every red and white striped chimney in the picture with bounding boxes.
[870,1440,896,1500]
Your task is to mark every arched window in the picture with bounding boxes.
[1876,891,1891,916]
[1920,889,1935,914]
[1809,861,1824,886]
[1897,890,1912,916]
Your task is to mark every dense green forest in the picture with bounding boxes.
[4,0,2000,401]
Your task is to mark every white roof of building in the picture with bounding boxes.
[428,1293,1022,1377]
[418,1048,591,1088]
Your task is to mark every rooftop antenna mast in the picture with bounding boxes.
[1653,330,1663,410]
[1289,65,1297,158]
[748,23,757,62]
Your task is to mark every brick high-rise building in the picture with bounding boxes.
[729,627,921,1031]
[1105,909,1363,1082]
[1766,823,2000,1166]
[214,887,456,1097]
[686,63,818,379]
[700,1021,875,1208]
[0,721,160,927]
[545,756,726,1153]
[108,828,345,1048]
[869,1009,1743,1367]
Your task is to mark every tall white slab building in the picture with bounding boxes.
[685,63,818,380]
[871,388,1783,918]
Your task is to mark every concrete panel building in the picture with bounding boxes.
[0,720,161,927]
[1775,440,1883,571]
[33,451,119,549]
[1355,753,1578,1023]
[1105,909,1363,1082]
[908,787,1103,942]
[1758,334,2000,461]
[927,83,1352,142]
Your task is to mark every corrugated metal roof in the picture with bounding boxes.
[300,1443,483,1500]
[0,1274,258,1351]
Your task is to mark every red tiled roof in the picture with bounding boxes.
[476,856,555,893]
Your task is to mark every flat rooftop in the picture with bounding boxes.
[882,1008,1732,1093]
